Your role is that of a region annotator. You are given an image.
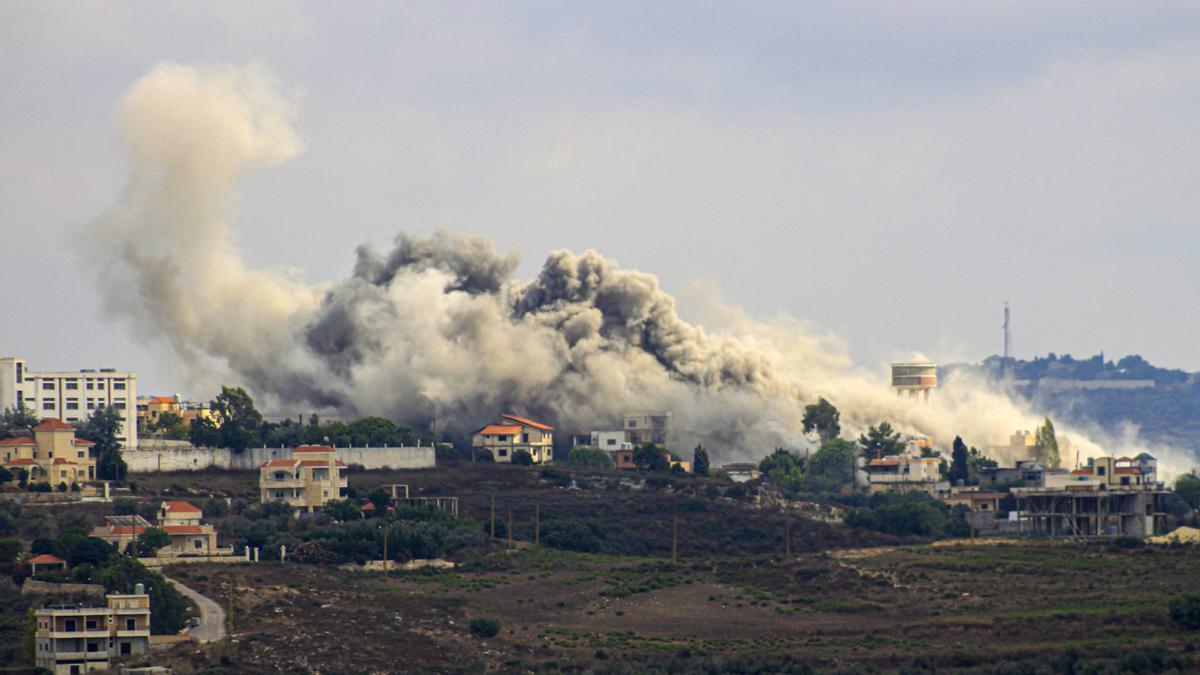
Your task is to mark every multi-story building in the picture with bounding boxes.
[0,357,137,448]
[571,430,631,451]
[136,395,215,433]
[90,516,150,553]
[35,586,151,674]
[1015,455,1168,536]
[864,455,942,494]
[471,414,555,464]
[622,412,670,446]
[259,445,349,511]
[157,501,219,554]
[0,418,97,487]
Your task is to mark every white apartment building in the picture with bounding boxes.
[0,357,137,448]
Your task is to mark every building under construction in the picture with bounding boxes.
[1013,456,1168,537]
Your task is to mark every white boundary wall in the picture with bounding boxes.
[126,443,435,473]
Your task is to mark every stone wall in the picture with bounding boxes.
[125,444,435,473]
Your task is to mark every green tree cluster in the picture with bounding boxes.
[802,398,841,443]
[0,406,38,439]
[858,421,904,460]
[564,447,613,469]
[76,405,127,480]
[1033,417,1060,468]
[692,445,710,477]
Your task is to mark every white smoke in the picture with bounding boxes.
[81,62,1186,469]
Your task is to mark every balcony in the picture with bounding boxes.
[261,477,305,488]
[115,628,151,638]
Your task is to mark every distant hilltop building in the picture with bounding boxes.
[0,418,97,487]
[0,357,138,448]
[622,412,670,446]
[891,363,937,403]
[136,394,215,433]
[260,445,350,511]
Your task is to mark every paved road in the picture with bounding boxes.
[163,575,226,643]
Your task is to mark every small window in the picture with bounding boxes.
[66,399,79,410]
[65,381,78,390]
[114,381,126,390]
[42,381,55,390]
[498,449,508,457]
[606,438,616,445]
[498,435,508,442]
[86,382,94,390]
[522,433,529,443]
[42,400,55,410]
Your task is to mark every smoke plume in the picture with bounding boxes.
[82,63,1177,470]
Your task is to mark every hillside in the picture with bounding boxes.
[943,353,1200,454]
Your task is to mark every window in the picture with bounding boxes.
[628,420,636,427]
[86,381,94,390]
[120,640,132,654]
[498,449,508,457]
[497,435,508,442]
[522,433,529,443]
[114,401,126,410]
[87,640,99,652]
[194,539,203,549]
[126,618,136,631]
[114,381,126,390]
[66,399,78,410]
[86,401,95,410]
[606,438,616,445]
[78,451,85,458]
[86,618,97,630]
[1098,466,1106,476]
[42,381,55,390]
[42,400,55,410]
[65,380,78,390]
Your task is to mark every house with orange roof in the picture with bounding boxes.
[29,553,67,576]
[156,500,219,554]
[90,515,152,552]
[471,414,555,464]
[259,445,349,511]
[0,418,97,488]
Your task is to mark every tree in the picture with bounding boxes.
[802,398,841,443]
[0,405,38,439]
[1170,594,1200,630]
[950,437,970,484]
[188,417,221,448]
[1174,473,1200,511]
[98,556,188,634]
[323,499,362,522]
[858,421,905,460]
[632,444,671,472]
[211,386,263,452]
[70,537,116,567]
[692,445,710,477]
[153,412,188,440]
[367,488,392,512]
[565,447,613,469]
[805,439,858,492]
[1033,417,1060,468]
[511,449,534,466]
[135,528,171,557]
[759,448,805,493]
[0,466,11,485]
[78,406,126,480]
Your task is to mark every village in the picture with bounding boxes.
[2,358,1199,673]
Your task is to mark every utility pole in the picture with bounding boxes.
[383,523,390,572]
[671,515,680,565]
[1003,301,1012,361]
[507,508,513,550]
[785,517,791,557]
[534,503,540,546]
[227,586,235,631]
[490,496,496,538]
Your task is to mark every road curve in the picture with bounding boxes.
[163,574,226,643]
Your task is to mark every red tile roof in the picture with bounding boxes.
[1115,468,1142,475]
[33,418,74,431]
[29,554,66,565]
[334,460,347,468]
[72,439,95,446]
[162,525,204,535]
[294,445,336,453]
[299,459,332,467]
[108,526,146,536]
[0,437,35,446]
[149,396,177,405]
[4,458,38,466]
[1071,468,1094,475]
[478,424,522,436]
[50,458,79,465]
[162,500,201,513]
[361,502,376,510]
[501,414,554,431]
[868,459,901,466]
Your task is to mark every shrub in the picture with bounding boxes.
[1171,594,1200,630]
[511,450,533,466]
[566,447,613,470]
[202,498,230,519]
[30,482,52,493]
[56,482,68,493]
[469,617,501,638]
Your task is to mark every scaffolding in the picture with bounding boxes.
[1015,488,1168,538]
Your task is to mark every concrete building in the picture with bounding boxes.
[91,516,151,553]
[471,414,555,464]
[623,412,670,446]
[721,463,761,483]
[0,357,137,448]
[1014,455,1168,537]
[1,418,97,487]
[571,430,631,451]
[864,455,942,494]
[36,586,151,674]
[977,459,1069,488]
[136,395,214,434]
[259,445,349,511]
[156,501,219,554]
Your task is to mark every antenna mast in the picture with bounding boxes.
[1003,301,1011,361]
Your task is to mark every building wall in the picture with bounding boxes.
[124,445,435,473]
[0,357,138,447]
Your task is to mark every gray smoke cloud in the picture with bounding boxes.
[80,62,1186,472]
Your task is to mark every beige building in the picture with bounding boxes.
[623,412,670,446]
[36,586,150,674]
[471,414,555,464]
[0,357,137,448]
[136,395,215,433]
[0,418,97,487]
[90,516,150,553]
[260,445,349,511]
[157,501,219,554]
[865,455,942,494]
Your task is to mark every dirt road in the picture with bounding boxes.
[164,574,226,643]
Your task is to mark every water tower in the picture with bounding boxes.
[891,362,938,403]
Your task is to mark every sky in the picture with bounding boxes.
[2,1,1198,398]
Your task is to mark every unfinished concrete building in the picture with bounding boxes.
[1014,457,1168,537]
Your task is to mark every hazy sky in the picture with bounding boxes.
[2,2,1198,398]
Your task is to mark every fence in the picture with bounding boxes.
[125,444,436,473]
